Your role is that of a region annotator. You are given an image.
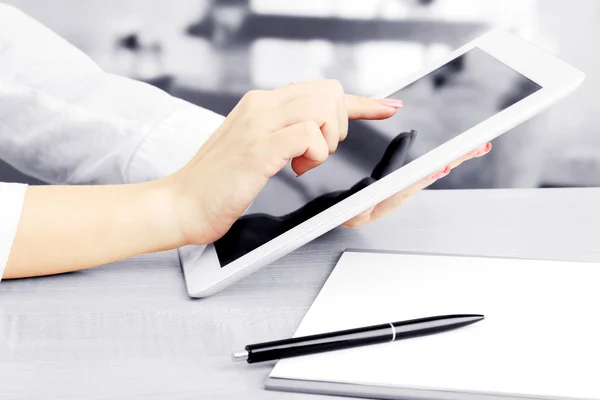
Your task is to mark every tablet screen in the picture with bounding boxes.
[215,47,542,267]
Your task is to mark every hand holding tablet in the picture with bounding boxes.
[171,81,404,246]
[179,30,584,298]
[175,83,488,290]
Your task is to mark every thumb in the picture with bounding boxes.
[345,95,403,120]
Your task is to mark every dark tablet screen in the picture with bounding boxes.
[215,47,542,267]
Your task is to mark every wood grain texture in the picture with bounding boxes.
[2,188,600,399]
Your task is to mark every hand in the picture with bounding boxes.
[342,142,492,228]
[164,80,402,245]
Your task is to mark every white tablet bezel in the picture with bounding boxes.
[179,29,584,298]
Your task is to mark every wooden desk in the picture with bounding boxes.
[1,188,599,399]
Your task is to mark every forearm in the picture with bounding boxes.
[3,180,184,279]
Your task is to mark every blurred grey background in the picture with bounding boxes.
[1,0,599,190]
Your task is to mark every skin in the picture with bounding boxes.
[3,79,490,279]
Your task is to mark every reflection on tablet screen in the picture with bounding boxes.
[215,47,542,267]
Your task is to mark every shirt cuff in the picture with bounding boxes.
[0,182,27,281]
[126,99,226,183]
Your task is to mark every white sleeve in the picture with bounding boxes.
[0,183,27,281]
[0,3,226,185]
[0,4,226,280]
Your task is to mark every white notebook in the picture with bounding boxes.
[266,250,600,400]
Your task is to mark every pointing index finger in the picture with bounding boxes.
[345,95,402,120]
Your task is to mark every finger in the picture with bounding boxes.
[369,171,443,223]
[369,143,492,222]
[345,94,402,120]
[271,121,330,176]
[338,99,349,142]
[272,80,347,146]
[342,206,375,229]
[271,79,344,104]
[448,142,492,169]
[344,160,442,228]
[476,142,492,157]
[272,79,400,122]
[345,142,492,226]
[265,95,342,154]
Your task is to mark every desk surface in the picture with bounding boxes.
[2,188,599,400]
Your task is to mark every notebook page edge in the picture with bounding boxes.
[265,377,584,400]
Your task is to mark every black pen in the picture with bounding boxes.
[232,314,484,363]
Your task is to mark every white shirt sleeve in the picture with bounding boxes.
[0,183,27,280]
[0,3,226,280]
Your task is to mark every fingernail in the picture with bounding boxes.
[475,144,492,157]
[430,165,451,180]
[378,99,403,108]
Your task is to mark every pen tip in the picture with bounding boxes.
[471,314,485,323]
[455,314,485,324]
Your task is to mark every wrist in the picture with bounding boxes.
[129,178,188,251]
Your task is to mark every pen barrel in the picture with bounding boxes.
[245,323,393,363]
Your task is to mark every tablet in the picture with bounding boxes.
[179,30,584,298]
